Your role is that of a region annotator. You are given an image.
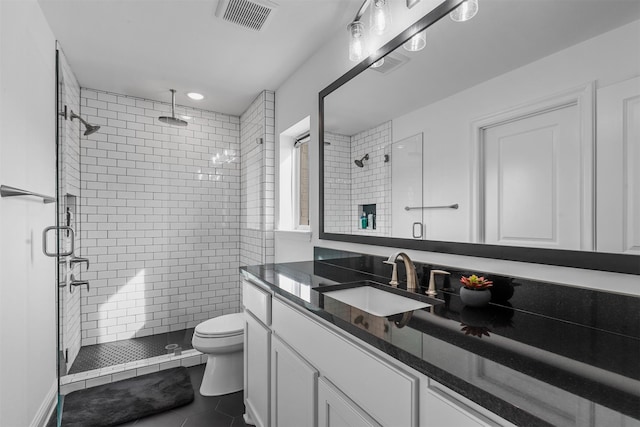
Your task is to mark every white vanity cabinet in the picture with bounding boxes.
[243,279,272,427]
[243,277,511,427]
[318,377,381,427]
[271,297,418,427]
[271,335,318,427]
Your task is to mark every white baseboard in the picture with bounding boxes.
[31,381,57,427]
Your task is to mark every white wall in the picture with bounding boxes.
[392,19,640,244]
[0,1,58,426]
[274,1,640,295]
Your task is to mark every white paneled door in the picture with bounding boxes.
[482,103,587,250]
[597,76,640,254]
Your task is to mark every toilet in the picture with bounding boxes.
[191,313,245,396]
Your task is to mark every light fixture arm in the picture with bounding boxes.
[353,0,372,22]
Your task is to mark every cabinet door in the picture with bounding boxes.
[318,377,381,427]
[273,298,418,427]
[271,335,318,427]
[245,312,271,427]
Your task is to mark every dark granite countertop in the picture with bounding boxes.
[240,249,640,427]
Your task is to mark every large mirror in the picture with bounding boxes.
[320,0,640,274]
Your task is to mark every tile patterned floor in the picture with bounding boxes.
[69,328,195,374]
[50,365,248,427]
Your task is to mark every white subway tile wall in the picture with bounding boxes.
[59,49,83,368]
[323,122,392,236]
[240,91,275,267]
[324,132,352,233]
[350,121,391,236]
[78,88,242,345]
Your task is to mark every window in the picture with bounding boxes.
[294,134,310,227]
[278,116,311,231]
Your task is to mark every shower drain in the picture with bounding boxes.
[165,344,182,356]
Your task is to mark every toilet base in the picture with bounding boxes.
[199,351,243,396]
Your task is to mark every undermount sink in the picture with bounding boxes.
[322,285,430,317]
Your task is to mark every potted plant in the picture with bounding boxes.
[459,274,493,307]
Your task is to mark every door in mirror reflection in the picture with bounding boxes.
[597,76,640,255]
[482,104,586,250]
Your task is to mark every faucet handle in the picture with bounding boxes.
[70,256,90,270]
[426,270,450,296]
[383,260,399,287]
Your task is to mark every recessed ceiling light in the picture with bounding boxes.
[187,92,204,101]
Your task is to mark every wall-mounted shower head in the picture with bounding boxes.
[354,153,369,168]
[70,111,101,136]
[158,89,188,127]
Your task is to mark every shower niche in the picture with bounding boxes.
[358,204,376,230]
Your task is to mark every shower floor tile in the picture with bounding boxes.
[68,328,195,374]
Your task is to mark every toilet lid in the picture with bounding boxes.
[195,313,244,338]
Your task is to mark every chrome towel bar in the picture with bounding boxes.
[404,204,459,211]
[0,185,55,203]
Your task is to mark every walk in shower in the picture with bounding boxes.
[54,44,275,418]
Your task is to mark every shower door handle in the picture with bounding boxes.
[42,226,74,257]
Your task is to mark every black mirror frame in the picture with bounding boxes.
[319,0,640,275]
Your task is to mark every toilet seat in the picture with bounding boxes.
[194,313,244,338]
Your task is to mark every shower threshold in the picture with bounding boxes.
[68,328,195,375]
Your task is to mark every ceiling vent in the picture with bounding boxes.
[215,0,278,31]
[369,51,411,75]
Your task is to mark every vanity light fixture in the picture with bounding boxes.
[370,0,391,35]
[348,21,367,62]
[187,92,204,101]
[450,0,478,22]
[403,29,426,52]
[348,0,392,62]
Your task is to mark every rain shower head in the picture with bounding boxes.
[354,153,369,168]
[70,111,101,136]
[82,123,101,136]
[158,89,188,127]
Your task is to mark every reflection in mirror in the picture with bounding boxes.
[322,0,640,257]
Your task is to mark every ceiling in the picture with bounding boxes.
[39,0,362,116]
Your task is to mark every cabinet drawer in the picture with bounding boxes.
[272,297,418,427]
[243,279,272,325]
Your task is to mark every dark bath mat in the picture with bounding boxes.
[60,367,194,426]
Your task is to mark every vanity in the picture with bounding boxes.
[241,1,640,425]
[240,248,639,427]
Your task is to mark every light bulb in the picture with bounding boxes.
[450,0,478,22]
[371,58,385,68]
[348,21,366,62]
[403,30,426,52]
[370,0,391,36]
[187,92,204,100]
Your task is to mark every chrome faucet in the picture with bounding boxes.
[383,252,419,292]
